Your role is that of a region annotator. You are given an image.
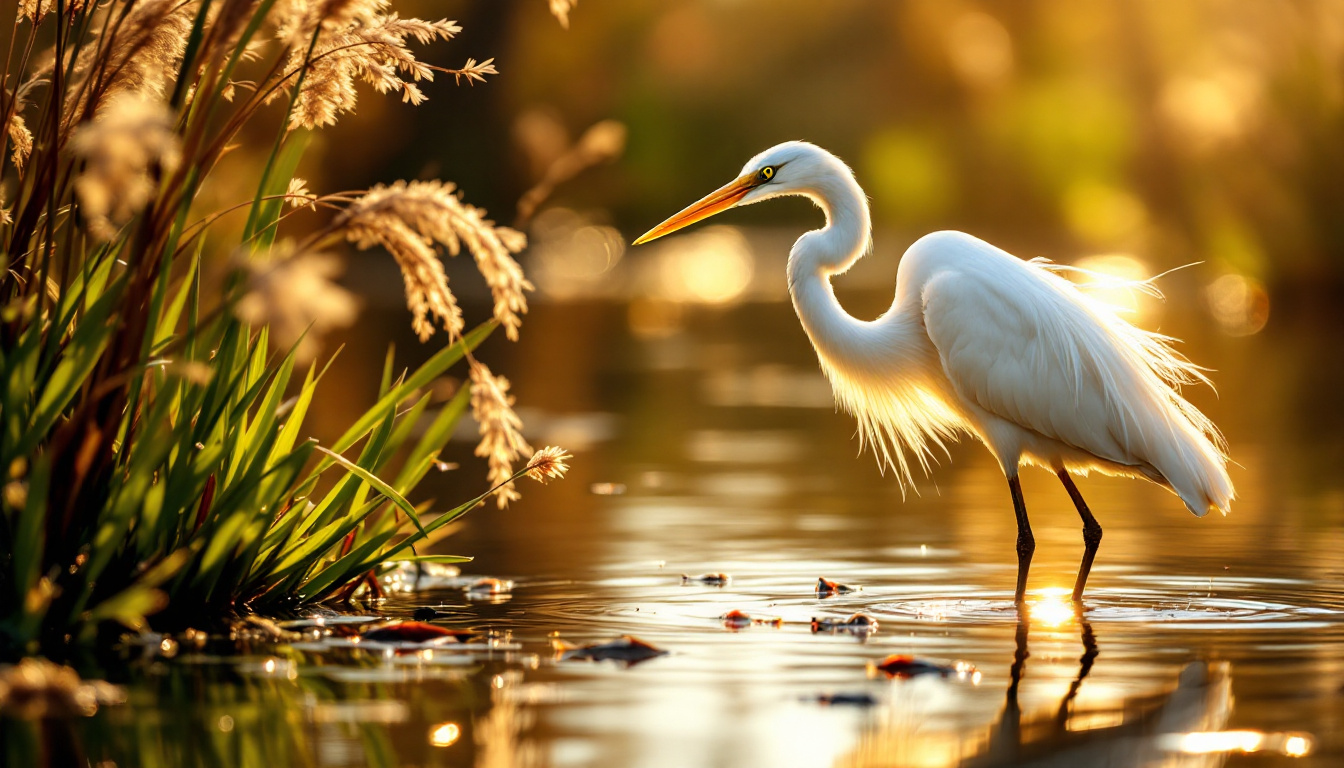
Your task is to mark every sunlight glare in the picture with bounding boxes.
[655,226,754,304]
[1169,730,1314,757]
[1071,254,1155,317]
[1284,736,1311,757]
[1029,588,1075,627]
[429,722,461,748]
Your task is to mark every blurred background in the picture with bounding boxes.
[290,0,1344,562]
[319,0,1344,293]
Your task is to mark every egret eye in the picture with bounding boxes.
[759,166,775,181]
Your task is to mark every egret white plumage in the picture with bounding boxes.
[634,141,1233,603]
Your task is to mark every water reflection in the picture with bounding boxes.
[9,283,1343,766]
[841,610,1241,768]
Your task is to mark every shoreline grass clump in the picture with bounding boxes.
[0,0,570,659]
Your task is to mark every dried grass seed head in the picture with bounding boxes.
[5,111,33,170]
[469,361,531,508]
[233,243,360,363]
[286,177,318,210]
[336,180,530,342]
[275,0,463,130]
[549,0,576,29]
[70,95,182,240]
[525,446,571,484]
[59,0,195,131]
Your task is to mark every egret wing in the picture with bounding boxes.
[920,251,1166,469]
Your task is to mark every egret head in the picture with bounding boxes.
[634,141,839,245]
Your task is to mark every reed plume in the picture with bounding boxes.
[328,180,531,342]
[69,95,182,240]
[525,446,572,484]
[470,361,532,508]
[234,244,360,362]
[275,0,464,129]
[1,0,569,648]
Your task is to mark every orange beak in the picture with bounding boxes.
[633,173,762,245]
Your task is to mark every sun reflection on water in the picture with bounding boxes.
[1163,730,1313,757]
[1028,587,1076,627]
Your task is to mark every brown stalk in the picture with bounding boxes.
[192,473,217,532]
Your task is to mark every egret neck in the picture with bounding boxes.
[784,165,888,379]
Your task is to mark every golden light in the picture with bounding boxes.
[654,226,754,305]
[1071,254,1156,318]
[1064,183,1147,246]
[627,297,684,339]
[1284,736,1311,757]
[1205,274,1270,336]
[1159,70,1262,154]
[1028,587,1076,628]
[1180,730,1263,754]
[429,722,461,748]
[946,11,1014,88]
[1170,730,1313,757]
[527,208,626,300]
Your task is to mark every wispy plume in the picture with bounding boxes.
[470,361,532,508]
[331,180,530,342]
[59,0,195,129]
[69,96,182,240]
[450,57,497,85]
[275,0,463,130]
[549,0,577,29]
[285,178,317,210]
[233,244,360,363]
[5,112,32,169]
[525,446,571,484]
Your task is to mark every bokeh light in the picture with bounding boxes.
[654,225,755,305]
[429,722,461,748]
[1205,274,1270,336]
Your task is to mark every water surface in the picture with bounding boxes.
[14,262,1344,768]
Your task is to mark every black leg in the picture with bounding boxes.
[1009,476,1034,604]
[1058,471,1103,602]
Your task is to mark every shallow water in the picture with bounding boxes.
[12,274,1344,768]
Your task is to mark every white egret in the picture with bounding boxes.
[634,141,1233,602]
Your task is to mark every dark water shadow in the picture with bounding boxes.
[965,608,1230,768]
[842,607,1236,768]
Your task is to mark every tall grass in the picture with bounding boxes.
[0,0,569,657]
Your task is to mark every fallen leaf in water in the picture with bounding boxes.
[803,692,880,707]
[720,609,783,630]
[811,612,879,634]
[870,654,977,680]
[361,621,475,644]
[552,635,669,665]
[681,573,730,586]
[466,578,513,596]
[413,607,450,621]
[816,577,859,596]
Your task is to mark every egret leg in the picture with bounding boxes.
[1009,476,1034,604]
[1058,471,1103,602]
